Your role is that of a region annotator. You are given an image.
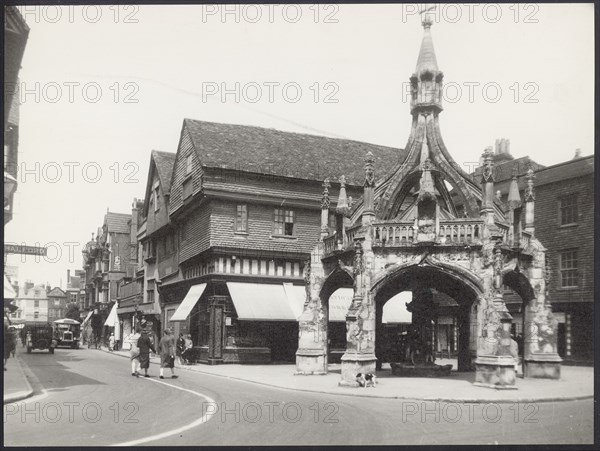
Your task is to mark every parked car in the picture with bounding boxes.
[24,322,57,354]
[53,318,81,349]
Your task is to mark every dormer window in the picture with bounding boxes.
[153,184,160,212]
[186,154,193,175]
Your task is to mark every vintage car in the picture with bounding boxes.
[24,322,57,354]
[53,318,81,349]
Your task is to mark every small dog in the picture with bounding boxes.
[356,372,377,388]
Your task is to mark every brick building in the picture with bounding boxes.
[453,143,594,363]
[81,210,139,341]
[146,119,401,364]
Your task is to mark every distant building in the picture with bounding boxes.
[81,210,140,336]
[65,269,86,314]
[12,282,49,323]
[47,287,68,321]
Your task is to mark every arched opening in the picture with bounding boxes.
[502,269,540,368]
[373,264,482,373]
[319,269,353,364]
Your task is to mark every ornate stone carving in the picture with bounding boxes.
[524,167,535,202]
[364,152,375,188]
[321,178,331,209]
[481,148,494,184]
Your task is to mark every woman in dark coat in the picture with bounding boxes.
[159,329,178,379]
[136,329,156,377]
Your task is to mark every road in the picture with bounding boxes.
[4,347,593,446]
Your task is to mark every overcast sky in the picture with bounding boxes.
[5,3,594,289]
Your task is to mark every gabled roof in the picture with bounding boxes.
[183,119,404,186]
[104,212,131,234]
[152,150,176,194]
[48,287,66,297]
[142,150,176,217]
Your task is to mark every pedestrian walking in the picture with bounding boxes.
[137,329,156,377]
[182,334,193,364]
[176,333,185,365]
[108,332,115,352]
[159,328,178,379]
[129,329,142,377]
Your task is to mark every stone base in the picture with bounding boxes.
[390,362,453,377]
[339,352,377,386]
[295,349,327,375]
[474,355,517,387]
[524,355,562,379]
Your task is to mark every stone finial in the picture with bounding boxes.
[336,175,351,216]
[507,165,522,209]
[364,152,375,188]
[481,147,495,184]
[321,178,331,210]
[524,167,535,202]
[419,5,435,29]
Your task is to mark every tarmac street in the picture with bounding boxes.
[3,346,593,446]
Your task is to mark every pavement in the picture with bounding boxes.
[89,347,593,403]
[3,352,34,404]
[4,344,593,404]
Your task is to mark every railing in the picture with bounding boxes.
[437,220,482,244]
[321,218,531,256]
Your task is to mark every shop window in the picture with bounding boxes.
[560,249,578,288]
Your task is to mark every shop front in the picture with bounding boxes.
[163,279,306,364]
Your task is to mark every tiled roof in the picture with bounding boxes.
[152,150,176,194]
[534,155,594,187]
[184,119,404,186]
[473,156,544,183]
[104,212,131,234]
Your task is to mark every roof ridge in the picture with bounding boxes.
[183,118,400,151]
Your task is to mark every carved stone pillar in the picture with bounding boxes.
[339,239,377,386]
[474,245,517,388]
[524,167,535,235]
[207,295,226,365]
[362,152,376,226]
[296,246,329,375]
[480,148,497,238]
[522,246,561,378]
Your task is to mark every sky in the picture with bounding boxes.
[4,3,595,289]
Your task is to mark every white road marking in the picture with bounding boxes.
[112,377,216,447]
